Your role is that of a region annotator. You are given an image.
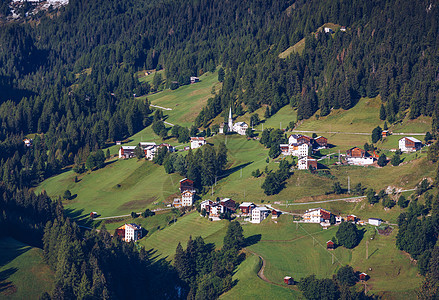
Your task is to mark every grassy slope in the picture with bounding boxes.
[0,237,54,299]
[36,159,183,218]
[220,254,300,299]
[142,71,221,127]
[140,211,228,259]
[279,23,342,58]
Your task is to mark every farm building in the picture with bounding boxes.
[90,212,98,218]
[115,223,142,242]
[345,147,374,165]
[298,156,317,170]
[368,218,382,226]
[399,137,422,152]
[119,146,136,159]
[251,206,271,223]
[302,208,331,223]
[190,137,206,149]
[326,240,335,250]
[239,202,255,215]
[200,200,213,213]
[220,198,236,212]
[284,276,294,285]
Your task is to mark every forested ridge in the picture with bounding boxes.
[0,0,438,298]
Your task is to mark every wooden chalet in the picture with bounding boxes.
[314,136,328,148]
[346,147,365,158]
[326,240,335,250]
[220,198,236,212]
[180,178,194,193]
[239,202,255,215]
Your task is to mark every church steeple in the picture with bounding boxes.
[228,107,233,131]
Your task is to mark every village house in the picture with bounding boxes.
[345,147,374,165]
[335,215,343,224]
[115,223,142,242]
[190,137,206,149]
[368,218,382,226]
[219,122,225,134]
[251,206,271,223]
[118,146,136,159]
[190,76,200,84]
[382,130,390,138]
[181,190,195,206]
[200,199,213,213]
[139,142,174,160]
[233,122,249,136]
[359,273,368,281]
[302,208,331,223]
[289,142,311,157]
[220,198,236,212]
[239,202,255,215]
[399,137,422,152]
[200,198,236,219]
[280,144,289,155]
[298,156,318,170]
[340,26,347,32]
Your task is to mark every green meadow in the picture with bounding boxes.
[142,70,221,127]
[36,159,183,218]
[0,237,54,299]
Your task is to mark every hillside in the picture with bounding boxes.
[0,237,54,299]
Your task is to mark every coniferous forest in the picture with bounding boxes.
[0,0,439,298]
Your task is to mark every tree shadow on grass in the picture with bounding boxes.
[221,162,253,180]
[0,268,18,293]
[244,234,261,247]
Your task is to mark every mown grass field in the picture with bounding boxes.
[140,211,228,259]
[141,71,221,127]
[220,254,300,299]
[0,237,54,299]
[36,159,183,218]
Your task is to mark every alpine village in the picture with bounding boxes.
[1,0,439,299]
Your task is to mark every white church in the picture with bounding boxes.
[219,107,248,135]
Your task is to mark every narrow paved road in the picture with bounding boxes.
[164,121,174,126]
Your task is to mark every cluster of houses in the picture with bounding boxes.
[173,178,196,207]
[344,136,423,166]
[301,208,382,228]
[115,223,142,242]
[200,198,236,220]
[118,142,175,159]
[239,202,281,223]
[280,134,328,170]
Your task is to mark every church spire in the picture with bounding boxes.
[228,107,233,131]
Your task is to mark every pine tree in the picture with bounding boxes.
[379,104,387,120]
